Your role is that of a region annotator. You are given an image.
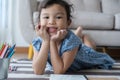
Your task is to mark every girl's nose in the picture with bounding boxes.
[48,18,55,25]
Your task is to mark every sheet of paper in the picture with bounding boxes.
[50,74,87,80]
[8,73,50,78]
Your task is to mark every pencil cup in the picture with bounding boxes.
[0,58,10,79]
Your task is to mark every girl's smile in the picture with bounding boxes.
[47,27,58,33]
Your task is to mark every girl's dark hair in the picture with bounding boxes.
[38,0,73,21]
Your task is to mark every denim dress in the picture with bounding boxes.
[32,30,115,72]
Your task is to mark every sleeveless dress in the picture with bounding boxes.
[32,30,115,72]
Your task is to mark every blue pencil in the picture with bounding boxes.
[7,44,16,56]
[7,50,15,58]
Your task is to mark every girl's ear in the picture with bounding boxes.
[67,20,72,27]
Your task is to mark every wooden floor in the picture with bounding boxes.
[12,52,28,59]
[14,47,120,60]
[96,47,120,59]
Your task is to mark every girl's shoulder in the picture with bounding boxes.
[32,37,42,43]
[60,30,82,54]
[32,37,42,51]
[64,30,81,43]
[33,36,42,40]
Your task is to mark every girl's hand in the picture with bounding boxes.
[35,24,50,42]
[50,29,67,41]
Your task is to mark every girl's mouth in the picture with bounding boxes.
[47,27,57,33]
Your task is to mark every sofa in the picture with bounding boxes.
[68,0,120,47]
[26,0,120,47]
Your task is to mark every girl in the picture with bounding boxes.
[32,0,115,75]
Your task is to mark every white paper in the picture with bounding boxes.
[50,74,87,80]
[8,73,50,78]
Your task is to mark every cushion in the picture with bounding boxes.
[69,0,85,12]
[102,0,120,15]
[70,12,114,30]
[69,0,101,12]
[82,30,120,46]
[83,0,101,12]
[115,13,120,30]
[71,30,120,46]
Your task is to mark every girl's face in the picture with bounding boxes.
[40,4,71,36]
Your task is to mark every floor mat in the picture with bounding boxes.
[8,59,120,80]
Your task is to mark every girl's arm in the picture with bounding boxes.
[50,30,78,74]
[32,41,49,75]
[32,24,50,75]
[50,41,78,74]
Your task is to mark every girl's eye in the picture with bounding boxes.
[43,16,49,19]
[56,16,62,19]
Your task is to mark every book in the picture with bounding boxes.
[50,74,87,80]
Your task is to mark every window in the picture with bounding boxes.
[0,0,8,28]
[0,0,2,27]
